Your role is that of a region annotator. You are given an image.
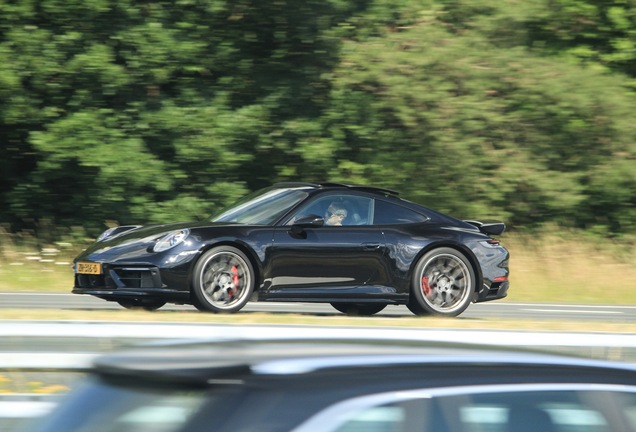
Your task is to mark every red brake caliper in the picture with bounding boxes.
[229,266,240,298]
[421,276,432,296]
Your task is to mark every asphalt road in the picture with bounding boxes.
[1,292,635,322]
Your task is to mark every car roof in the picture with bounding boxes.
[271,182,476,226]
[92,337,636,385]
[273,182,401,197]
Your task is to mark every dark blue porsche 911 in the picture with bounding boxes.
[73,182,509,317]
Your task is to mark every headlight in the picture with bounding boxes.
[153,229,190,252]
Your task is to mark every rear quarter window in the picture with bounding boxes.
[373,200,428,225]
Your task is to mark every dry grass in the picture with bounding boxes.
[504,231,636,304]
[0,253,73,293]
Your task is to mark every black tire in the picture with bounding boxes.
[407,247,475,317]
[191,246,254,313]
[331,302,387,316]
[117,300,166,311]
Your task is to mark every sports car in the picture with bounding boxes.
[72,182,509,316]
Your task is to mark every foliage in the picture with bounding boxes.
[321,1,636,231]
[0,0,634,239]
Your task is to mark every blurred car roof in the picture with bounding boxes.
[92,337,636,385]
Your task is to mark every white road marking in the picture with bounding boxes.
[523,309,622,314]
[491,302,636,310]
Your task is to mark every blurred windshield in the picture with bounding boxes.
[31,377,207,432]
[211,187,309,225]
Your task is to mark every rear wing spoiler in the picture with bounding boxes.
[464,220,506,236]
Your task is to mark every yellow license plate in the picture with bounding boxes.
[76,262,102,275]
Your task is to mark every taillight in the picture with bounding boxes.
[493,276,508,282]
[486,239,500,245]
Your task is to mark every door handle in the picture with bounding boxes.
[362,243,380,250]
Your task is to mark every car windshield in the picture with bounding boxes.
[211,186,309,225]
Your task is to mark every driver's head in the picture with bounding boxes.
[325,203,347,226]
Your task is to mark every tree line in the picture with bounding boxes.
[1,0,634,239]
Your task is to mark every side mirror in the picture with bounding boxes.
[291,214,324,235]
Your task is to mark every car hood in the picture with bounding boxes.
[76,221,240,261]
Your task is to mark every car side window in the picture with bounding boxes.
[333,405,406,432]
[300,387,636,432]
[372,200,428,225]
[291,195,374,226]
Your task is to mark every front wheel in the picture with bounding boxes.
[192,246,254,313]
[407,247,475,317]
[331,303,387,316]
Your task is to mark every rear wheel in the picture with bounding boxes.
[407,248,475,317]
[330,303,387,316]
[117,300,166,311]
[192,246,254,313]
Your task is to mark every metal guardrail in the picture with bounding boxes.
[3,321,636,362]
[0,395,59,419]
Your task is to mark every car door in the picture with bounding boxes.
[264,194,389,299]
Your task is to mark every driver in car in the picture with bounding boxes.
[325,203,348,226]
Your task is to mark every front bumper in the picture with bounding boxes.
[73,263,191,303]
[75,264,162,290]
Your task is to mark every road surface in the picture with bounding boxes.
[1,292,635,323]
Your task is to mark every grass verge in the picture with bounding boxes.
[505,231,636,304]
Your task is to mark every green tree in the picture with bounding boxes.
[0,0,634,238]
[0,0,356,233]
[319,0,636,230]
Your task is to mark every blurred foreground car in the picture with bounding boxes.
[28,338,636,432]
[73,182,509,316]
